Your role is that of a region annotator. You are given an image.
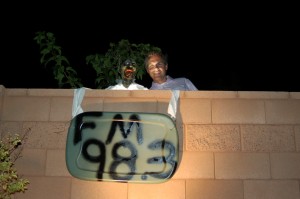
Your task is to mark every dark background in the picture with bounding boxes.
[1,3,298,91]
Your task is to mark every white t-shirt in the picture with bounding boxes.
[150,76,198,90]
[106,82,148,90]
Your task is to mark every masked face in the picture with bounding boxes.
[120,59,137,81]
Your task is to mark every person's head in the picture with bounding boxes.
[144,52,168,84]
[119,59,137,87]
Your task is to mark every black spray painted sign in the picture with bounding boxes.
[66,112,179,183]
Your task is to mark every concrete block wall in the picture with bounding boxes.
[0,85,300,199]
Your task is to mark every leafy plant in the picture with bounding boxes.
[34,31,83,88]
[86,39,161,89]
[0,133,30,199]
[34,31,161,89]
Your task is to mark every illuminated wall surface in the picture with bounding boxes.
[66,111,179,183]
[0,86,300,199]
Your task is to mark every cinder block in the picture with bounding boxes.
[215,152,270,179]
[173,152,214,179]
[186,124,240,151]
[212,99,265,124]
[244,180,300,199]
[46,149,71,177]
[15,176,71,199]
[180,99,211,124]
[71,178,127,199]
[295,125,300,151]
[128,180,185,199]
[186,180,243,199]
[22,122,69,149]
[2,97,51,121]
[241,125,296,152]
[103,98,156,113]
[15,149,46,175]
[271,153,300,179]
[266,100,300,124]
[50,97,73,121]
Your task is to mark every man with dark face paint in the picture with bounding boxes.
[105,59,148,90]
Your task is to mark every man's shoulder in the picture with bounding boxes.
[171,77,190,82]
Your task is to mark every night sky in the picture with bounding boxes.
[1,4,298,91]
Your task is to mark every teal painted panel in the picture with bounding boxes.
[66,112,179,183]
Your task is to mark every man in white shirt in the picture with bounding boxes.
[106,59,148,90]
[144,52,198,90]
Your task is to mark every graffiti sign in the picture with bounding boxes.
[66,112,179,183]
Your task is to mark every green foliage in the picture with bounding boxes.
[86,39,161,89]
[0,133,29,199]
[34,31,83,88]
[34,31,161,89]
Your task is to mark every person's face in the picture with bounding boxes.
[120,60,137,81]
[146,54,168,84]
